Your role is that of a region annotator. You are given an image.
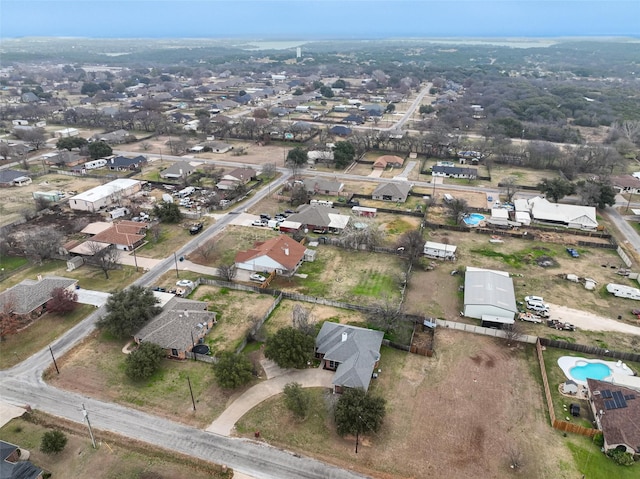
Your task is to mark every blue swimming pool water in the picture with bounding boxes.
[463,213,485,226]
[569,362,612,382]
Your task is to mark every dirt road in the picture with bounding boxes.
[548,303,640,336]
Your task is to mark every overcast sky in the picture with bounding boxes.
[1,1,638,39]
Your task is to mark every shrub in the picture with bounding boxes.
[214,351,253,389]
[283,382,311,420]
[593,432,604,448]
[40,430,67,454]
[607,447,635,466]
[125,342,165,381]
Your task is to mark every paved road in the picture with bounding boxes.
[0,171,371,479]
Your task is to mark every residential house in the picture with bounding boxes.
[612,175,640,195]
[107,155,147,171]
[303,177,344,195]
[329,125,352,136]
[431,165,478,179]
[42,150,84,168]
[160,161,195,180]
[587,378,640,455]
[235,235,307,276]
[372,182,412,202]
[91,129,134,144]
[217,167,256,190]
[527,197,598,230]
[0,276,77,316]
[463,267,518,327]
[373,155,404,169]
[90,220,147,251]
[0,441,43,479]
[315,323,384,393]
[286,204,350,233]
[0,170,31,188]
[205,141,233,153]
[342,114,365,125]
[69,178,142,212]
[307,150,334,164]
[134,297,217,359]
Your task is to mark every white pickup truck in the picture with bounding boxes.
[518,312,543,323]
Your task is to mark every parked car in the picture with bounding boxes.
[176,279,195,289]
[566,247,580,258]
[249,273,266,282]
[259,214,271,220]
[518,312,543,323]
[524,295,544,304]
[189,223,203,235]
[527,303,550,316]
[252,219,267,227]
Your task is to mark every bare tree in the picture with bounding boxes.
[341,215,386,250]
[86,242,121,279]
[148,224,161,243]
[262,162,276,179]
[291,304,314,335]
[218,262,237,282]
[396,229,425,265]
[446,198,468,224]
[23,227,63,264]
[507,446,524,470]
[198,240,216,260]
[34,196,51,212]
[502,322,524,346]
[499,176,518,203]
[369,295,404,334]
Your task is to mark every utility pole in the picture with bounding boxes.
[187,376,196,411]
[174,252,179,278]
[82,404,97,449]
[48,345,59,374]
[132,246,138,272]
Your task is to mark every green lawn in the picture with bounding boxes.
[567,435,638,479]
[0,254,28,273]
[0,305,94,370]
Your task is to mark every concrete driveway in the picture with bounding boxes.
[75,287,110,307]
[206,362,333,437]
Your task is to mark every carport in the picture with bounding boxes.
[480,314,514,329]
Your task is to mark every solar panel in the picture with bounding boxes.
[604,400,615,410]
[612,391,628,408]
[624,394,636,400]
[601,389,613,399]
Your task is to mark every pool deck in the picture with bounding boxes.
[558,356,634,386]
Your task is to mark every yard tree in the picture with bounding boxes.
[88,140,113,159]
[46,287,78,315]
[264,326,314,369]
[537,178,575,203]
[291,304,314,335]
[125,342,165,381]
[14,127,47,151]
[0,299,21,340]
[333,141,356,169]
[97,286,161,339]
[396,229,425,265]
[341,215,385,250]
[153,200,182,223]
[369,294,404,334]
[56,136,87,151]
[283,382,311,420]
[576,177,616,209]
[499,176,518,203]
[502,322,524,346]
[290,183,309,207]
[319,85,334,98]
[334,388,386,437]
[40,430,67,454]
[23,227,63,264]
[86,242,121,279]
[445,198,469,224]
[214,351,253,389]
[261,162,276,179]
[217,262,237,282]
[286,147,307,177]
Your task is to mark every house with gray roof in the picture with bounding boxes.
[134,297,216,359]
[303,176,344,195]
[286,204,350,233]
[315,323,384,393]
[0,440,43,479]
[160,161,195,179]
[463,267,518,327]
[372,182,412,203]
[0,169,31,187]
[0,276,77,316]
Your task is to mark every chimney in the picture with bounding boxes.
[341,331,348,342]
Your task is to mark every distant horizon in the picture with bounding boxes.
[2,1,639,40]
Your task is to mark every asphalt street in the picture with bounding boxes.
[0,171,371,479]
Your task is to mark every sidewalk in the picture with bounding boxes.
[206,361,333,436]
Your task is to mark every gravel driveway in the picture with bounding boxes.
[548,303,640,336]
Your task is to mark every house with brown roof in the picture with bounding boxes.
[611,175,640,195]
[90,220,147,251]
[286,204,350,233]
[302,177,344,195]
[134,297,216,359]
[372,182,412,202]
[588,378,640,455]
[217,167,256,190]
[235,235,307,276]
[373,155,404,169]
[0,276,77,316]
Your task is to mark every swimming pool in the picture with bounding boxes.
[463,213,485,226]
[557,356,633,386]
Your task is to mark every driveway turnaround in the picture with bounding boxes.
[207,366,334,437]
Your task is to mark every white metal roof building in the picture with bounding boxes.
[423,241,457,259]
[463,267,518,323]
[529,197,598,230]
[69,178,142,212]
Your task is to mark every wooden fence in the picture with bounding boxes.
[435,319,538,343]
[184,351,216,363]
[234,292,283,353]
[538,338,640,363]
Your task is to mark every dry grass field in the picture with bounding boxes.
[236,329,575,479]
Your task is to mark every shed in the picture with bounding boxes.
[423,241,457,260]
[463,267,518,322]
[352,206,377,217]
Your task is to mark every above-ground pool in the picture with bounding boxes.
[557,356,634,386]
[463,213,486,226]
